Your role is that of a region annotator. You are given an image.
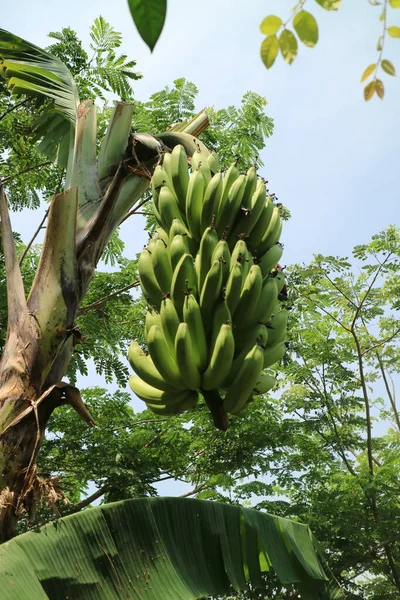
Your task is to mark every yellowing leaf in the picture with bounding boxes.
[377,35,383,50]
[260,15,282,35]
[375,79,384,99]
[361,64,376,82]
[381,59,396,75]
[279,30,298,64]
[388,26,400,37]
[389,0,400,7]
[293,11,319,47]
[364,81,376,101]
[260,35,279,68]
[314,0,342,9]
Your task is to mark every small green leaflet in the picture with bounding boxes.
[260,35,279,68]
[260,15,282,35]
[389,0,400,7]
[375,79,384,99]
[293,11,319,47]
[314,0,342,10]
[127,0,167,51]
[381,59,396,76]
[279,30,298,64]
[360,64,375,82]
[388,26,400,37]
[364,81,376,101]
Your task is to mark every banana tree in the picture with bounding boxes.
[0,28,343,598]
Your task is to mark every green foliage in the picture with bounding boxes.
[127,0,167,51]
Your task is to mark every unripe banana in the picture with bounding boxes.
[145,309,161,336]
[216,174,246,237]
[231,239,250,270]
[253,372,276,394]
[158,185,183,232]
[171,253,198,318]
[207,151,220,174]
[262,341,286,368]
[160,296,180,356]
[147,324,184,388]
[151,165,168,217]
[247,198,274,251]
[228,180,267,249]
[223,344,264,413]
[202,323,235,390]
[145,390,199,415]
[225,262,244,316]
[241,166,258,209]
[170,234,191,271]
[266,309,288,347]
[201,172,223,231]
[200,258,224,325]
[191,150,212,186]
[234,323,268,354]
[175,322,202,390]
[152,238,173,294]
[210,300,232,353]
[256,206,282,256]
[258,243,283,279]
[129,376,188,405]
[211,239,231,286]
[162,151,173,184]
[154,227,170,246]
[169,218,190,242]
[128,342,185,391]
[186,169,205,242]
[183,294,208,371]
[197,226,219,292]
[232,264,263,322]
[170,144,190,211]
[252,277,279,324]
[219,162,239,212]
[138,248,163,309]
[272,270,286,294]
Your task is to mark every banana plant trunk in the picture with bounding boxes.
[0,100,209,541]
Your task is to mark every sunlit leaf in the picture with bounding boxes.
[375,78,384,98]
[127,0,167,51]
[279,30,298,64]
[260,35,279,69]
[293,11,319,47]
[364,80,376,101]
[381,59,396,75]
[389,0,400,7]
[361,64,376,82]
[314,0,342,10]
[388,25,400,37]
[377,35,383,50]
[260,15,282,35]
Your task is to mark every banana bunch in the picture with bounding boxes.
[129,145,288,428]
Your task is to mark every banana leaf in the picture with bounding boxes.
[0,28,79,166]
[0,497,343,599]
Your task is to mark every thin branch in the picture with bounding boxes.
[19,209,49,266]
[180,484,210,498]
[71,485,108,512]
[78,280,140,314]
[119,195,150,225]
[1,161,53,184]
[352,330,374,479]
[351,254,390,331]
[0,97,30,122]
[361,328,400,357]
[324,272,358,310]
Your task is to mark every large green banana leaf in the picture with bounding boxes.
[0,497,342,599]
[0,28,80,165]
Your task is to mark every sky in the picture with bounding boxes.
[2,1,400,496]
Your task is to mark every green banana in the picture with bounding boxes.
[252,277,279,324]
[170,234,191,271]
[228,179,267,248]
[175,322,202,390]
[201,323,235,391]
[169,217,190,241]
[233,323,268,354]
[128,342,184,391]
[138,248,163,309]
[147,324,184,388]
[273,270,286,294]
[225,262,244,316]
[262,341,286,368]
[152,238,173,294]
[129,376,188,405]
[191,150,212,186]
[196,226,219,292]
[158,185,183,232]
[256,206,282,256]
[211,239,231,285]
[151,164,168,212]
[200,258,224,325]
[207,151,220,174]
[266,309,289,347]
[170,144,190,211]
[232,264,263,321]
[219,162,239,212]
[258,243,283,279]
[183,293,208,371]
[231,239,250,272]
[186,169,205,242]
[216,174,246,237]
[253,372,276,394]
[146,390,199,415]
[247,198,274,251]
[171,253,198,318]
[210,299,232,352]
[241,166,258,209]
[223,344,264,413]
[145,309,161,336]
[160,296,180,356]
[201,172,223,231]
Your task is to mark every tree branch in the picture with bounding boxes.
[1,161,53,184]
[71,485,109,511]
[19,209,49,266]
[78,280,140,314]
[0,98,30,122]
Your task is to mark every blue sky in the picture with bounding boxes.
[3,2,400,495]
